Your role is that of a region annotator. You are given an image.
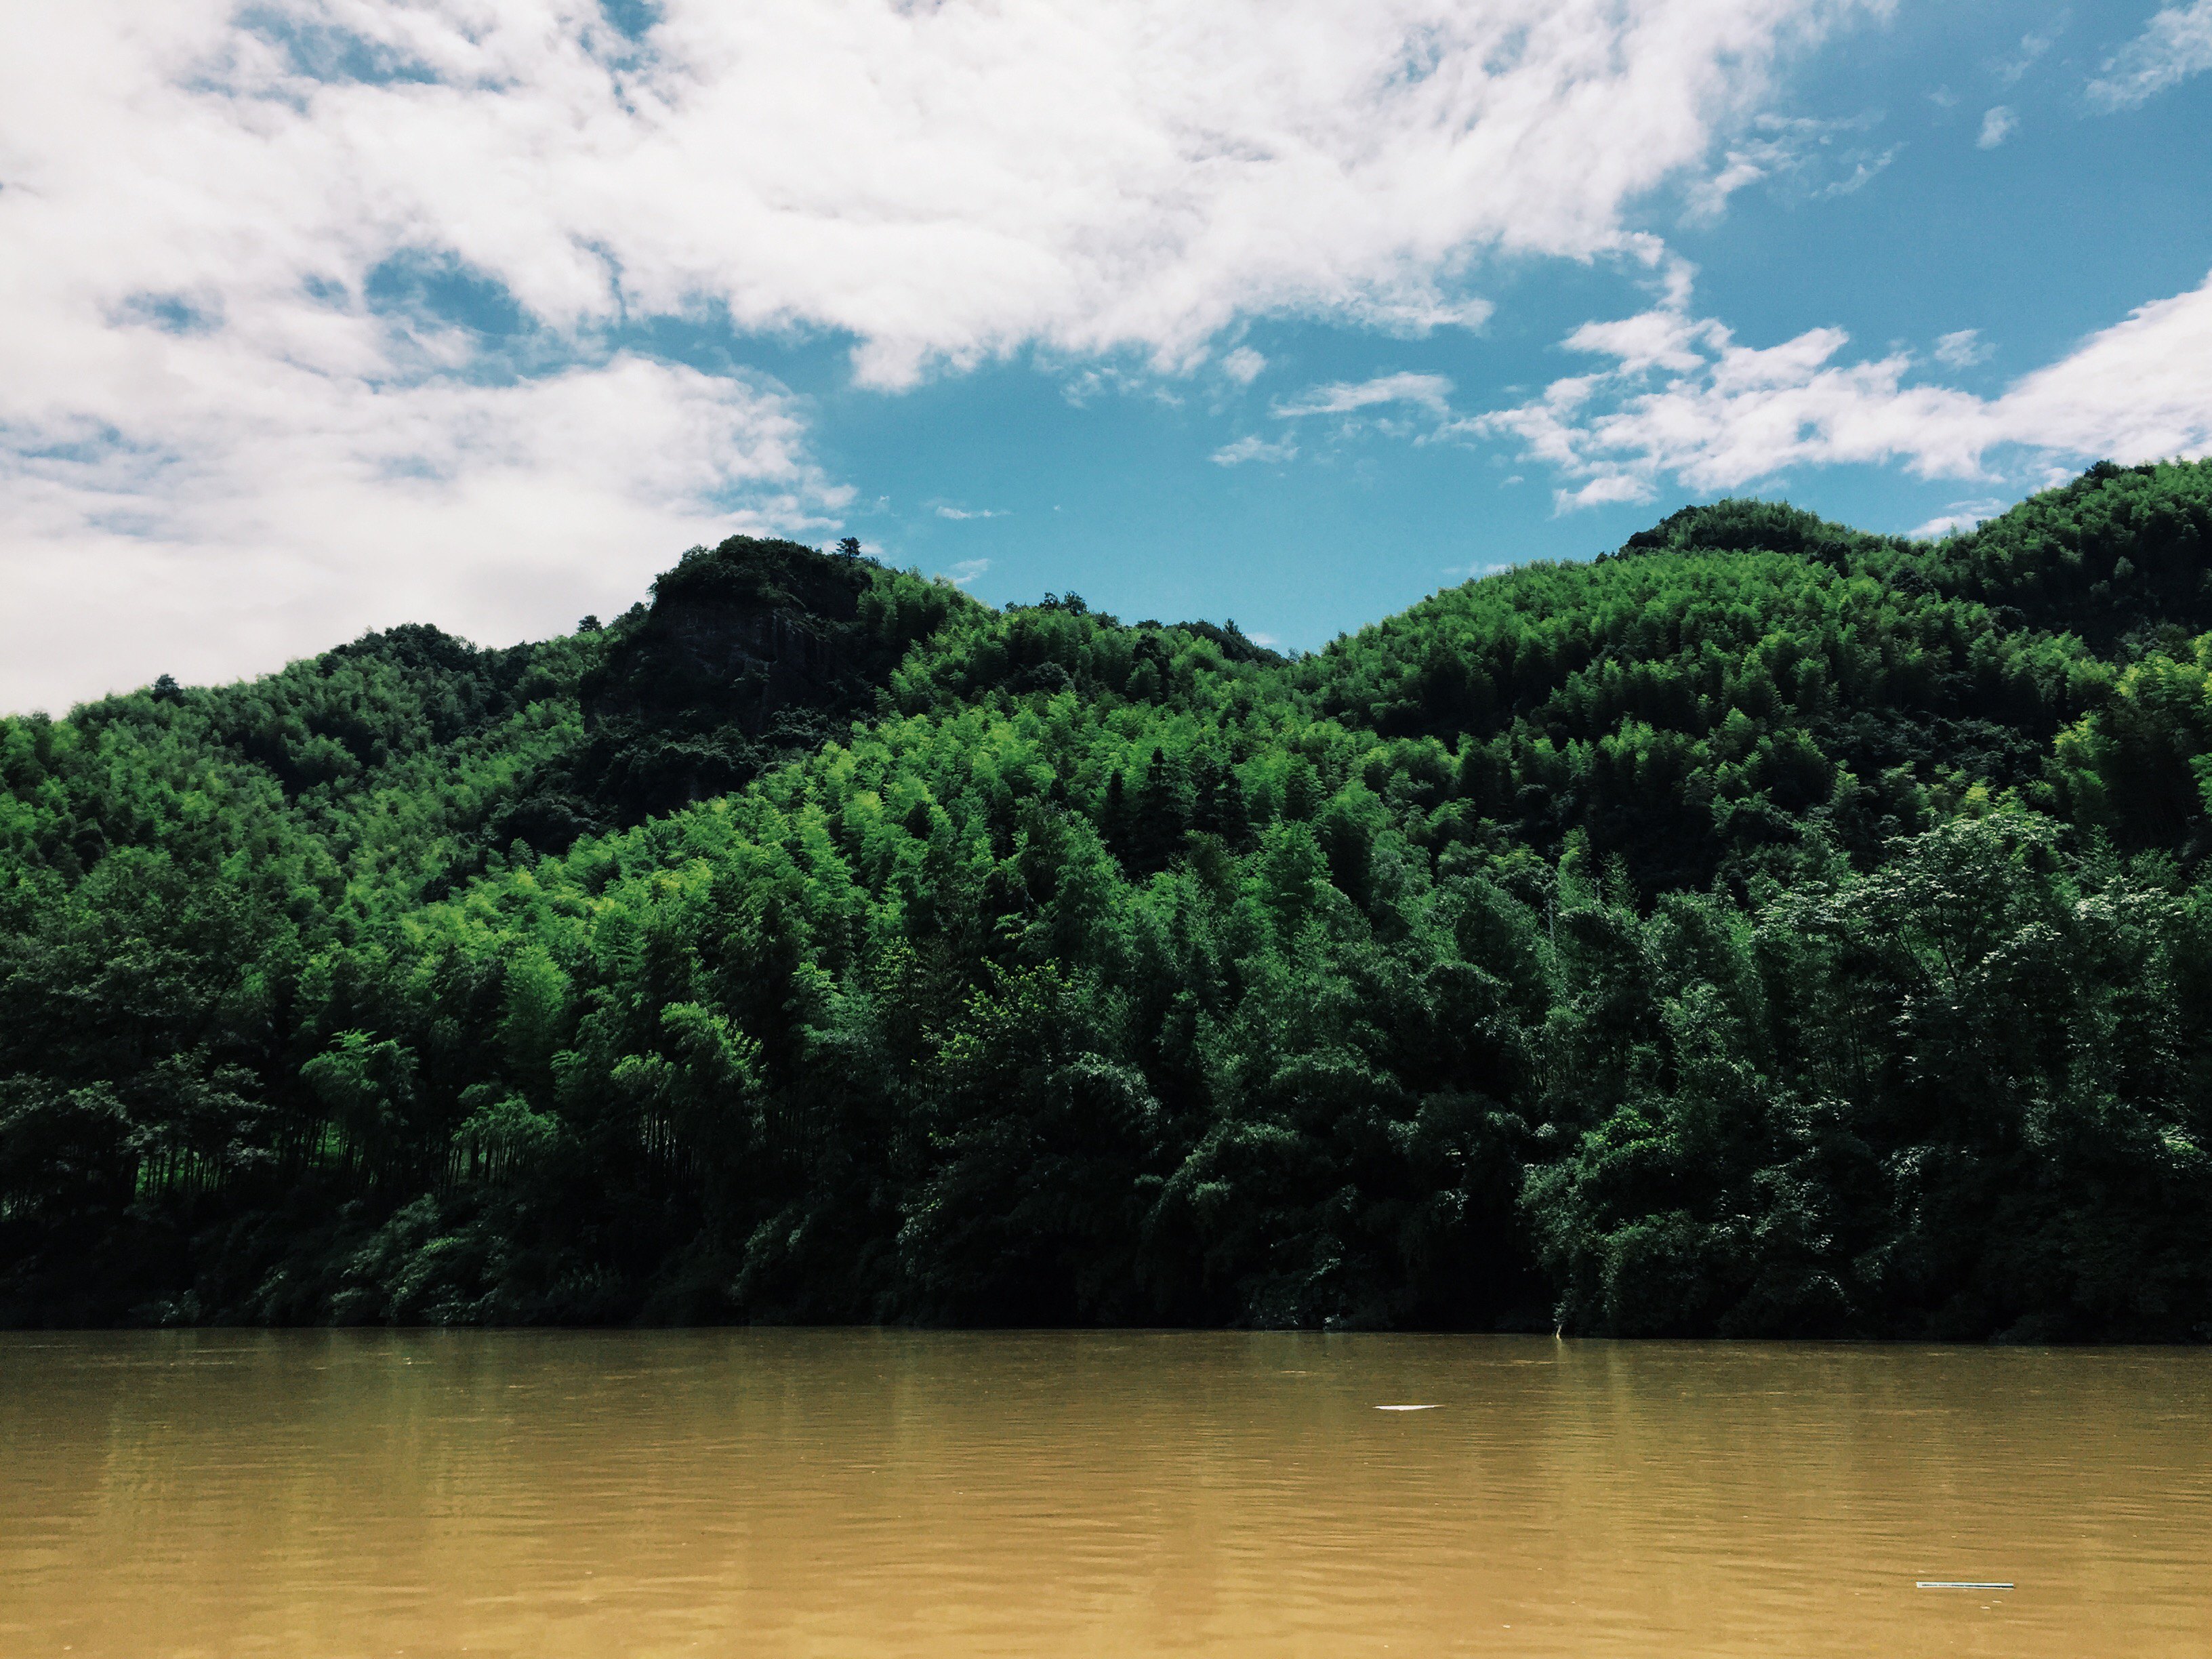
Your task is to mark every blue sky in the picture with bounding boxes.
[3,1,2211,708]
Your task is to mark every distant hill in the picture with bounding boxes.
[5,459,2212,1338]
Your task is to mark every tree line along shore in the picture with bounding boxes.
[5,459,2212,1338]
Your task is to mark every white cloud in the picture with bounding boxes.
[1992,275,2212,458]
[935,505,1007,520]
[1996,26,2059,85]
[1,0,1875,707]
[1910,499,2006,537]
[2089,1,2212,109]
[943,558,991,586]
[1933,328,1992,369]
[1275,373,1456,419]
[0,350,844,712]
[1685,110,1893,218]
[1471,270,2212,508]
[1561,306,1723,375]
[1212,434,1300,466]
[1220,347,1269,386]
[42,0,1862,381]
[1816,146,1898,197]
[1977,105,2018,147]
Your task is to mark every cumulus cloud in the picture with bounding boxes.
[942,558,991,586]
[1275,373,1456,419]
[1978,105,2018,147]
[1470,270,2212,508]
[1212,434,1300,467]
[2088,1,2212,109]
[3,0,1870,707]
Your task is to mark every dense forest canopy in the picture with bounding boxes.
[6,460,2212,1338]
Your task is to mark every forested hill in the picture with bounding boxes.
[6,460,2212,1338]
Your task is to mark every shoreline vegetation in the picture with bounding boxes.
[5,459,2212,1339]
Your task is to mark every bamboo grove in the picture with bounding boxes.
[5,460,2212,1337]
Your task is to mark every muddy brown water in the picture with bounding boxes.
[2,1330,2207,1656]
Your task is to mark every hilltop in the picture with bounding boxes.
[5,459,2212,1337]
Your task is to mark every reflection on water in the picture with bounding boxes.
[2,1330,2208,1656]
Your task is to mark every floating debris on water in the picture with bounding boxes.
[1915,1581,2013,1591]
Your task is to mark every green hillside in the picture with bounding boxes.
[6,460,2212,1338]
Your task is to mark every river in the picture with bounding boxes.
[2,1330,2207,1656]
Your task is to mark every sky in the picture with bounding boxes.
[3,1,2211,711]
